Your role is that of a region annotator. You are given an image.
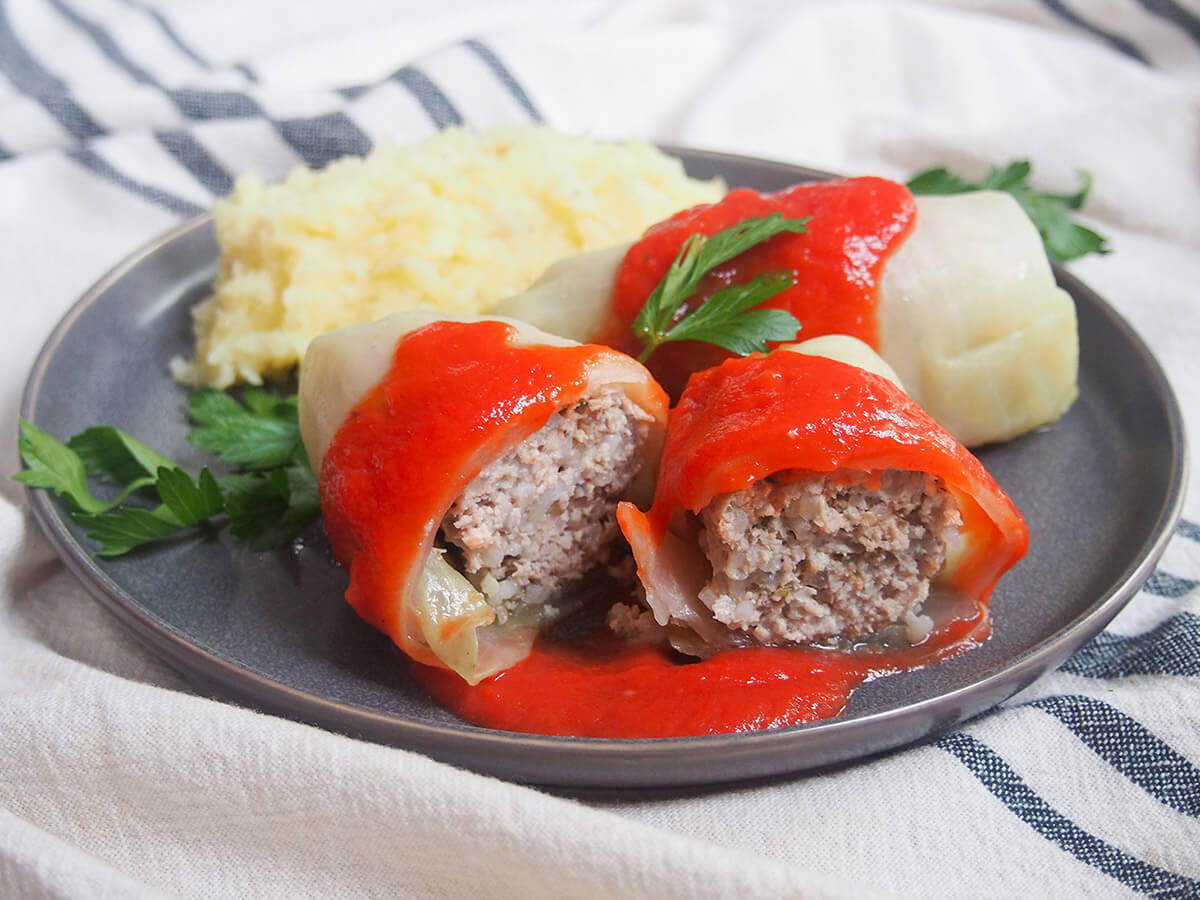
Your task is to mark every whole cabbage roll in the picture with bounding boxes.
[877,192,1077,446]
[494,186,1077,447]
[614,337,1028,656]
[299,311,669,683]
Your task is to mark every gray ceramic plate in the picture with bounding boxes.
[22,149,1187,790]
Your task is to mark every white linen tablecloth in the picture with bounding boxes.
[2,1,1199,896]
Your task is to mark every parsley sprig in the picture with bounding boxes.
[14,387,319,556]
[907,160,1109,262]
[631,213,808,363]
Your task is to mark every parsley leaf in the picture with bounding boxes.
[15,386,321,557]
[981,159,1032,192]
[73,505,192,557]
[187,389,300,470]
[632,213,808,362]
[660,273,800,355]
[907,160,1109,262]
[905,167,974,195]
[68,425,175,490]
[13,420,117,514]
[252,464,319,551]
[220,471,288,538]
[1018,186,1108,262]
[221,456,319,551]
[72,465,224,557]
[156,466,224,525]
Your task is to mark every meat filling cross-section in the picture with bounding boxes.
[441,386,654,621]
[697,469,962,644]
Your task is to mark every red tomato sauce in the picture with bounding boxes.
[608,178,916,397]
[639,353,1029,611]
[320,320,602,666]
[411,600,989,738]
[610,354,1025,740]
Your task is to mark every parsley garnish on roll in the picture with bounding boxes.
[631,213,809,362]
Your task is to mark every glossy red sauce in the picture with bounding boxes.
[609,178,916,397]
[622,353,1028,626]
[320,320,603,666]
[412,601,989,738]
[600,353,1028,739]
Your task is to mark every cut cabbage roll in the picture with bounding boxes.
[614,337,1028,656]
[493,185,1077,447]
[299,311,669,683]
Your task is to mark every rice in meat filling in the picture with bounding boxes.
[441,386,654,621]
[697,469,962,645]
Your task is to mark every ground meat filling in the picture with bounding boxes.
[440,387,652,622]
[697,470,962,645]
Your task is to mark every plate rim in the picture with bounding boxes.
[19,147,1189,788]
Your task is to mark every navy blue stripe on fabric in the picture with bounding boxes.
[1135,0,1200,46]
[34,2,235,194]
[938,732,1200,897]
[116,0,212,69]
[1031,695,1200,818]
[0,139,13,161]
[44,0,159,86]
[233,63,259,84]
[1061,613,1200,678]
[1039,0,1152,64]
[0,3,105,140]
[275,113,372,169]
[392,66,464,127]
[169,88,259,120]
[1176,519,1200,542]
[1144,570,1199,598]
[0,2,196,214]
[156,130,233,195]
[48,0,250,117]
[463,38,544,122]
[66,147,203,216]
[45,0,371,169]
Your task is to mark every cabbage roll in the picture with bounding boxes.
[614,337,1028,656]
[299,311,669,683]
[877,192,1077,446]
[493,186,1078,447]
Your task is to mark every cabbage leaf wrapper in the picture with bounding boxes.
[299,312,669,683]
[616,337,1029,654]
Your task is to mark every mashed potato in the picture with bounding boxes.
[171,125,725,387]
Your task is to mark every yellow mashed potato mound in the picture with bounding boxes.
[171,125,725,387]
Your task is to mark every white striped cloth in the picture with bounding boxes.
[1,1,1198,897]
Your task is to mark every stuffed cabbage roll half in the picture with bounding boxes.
[493,182,1077,447]
[299,311,669,684]
[614,336,1028,657]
